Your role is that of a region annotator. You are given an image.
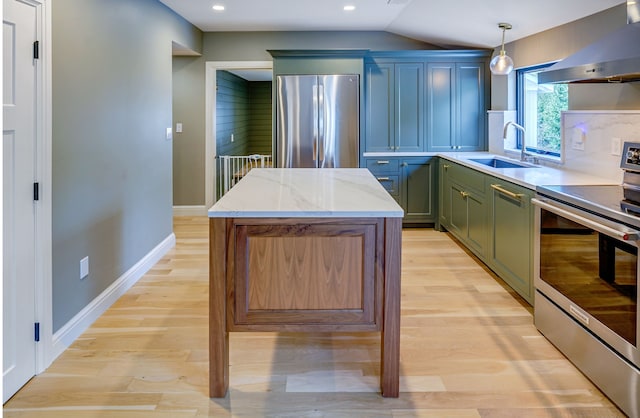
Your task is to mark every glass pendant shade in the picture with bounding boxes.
[490,23,514,75]
[490,51,514,75]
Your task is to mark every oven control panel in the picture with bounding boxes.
[621,142,640,172]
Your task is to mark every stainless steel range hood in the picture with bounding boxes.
[539,1,640,84]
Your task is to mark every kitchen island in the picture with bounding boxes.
[208,168,404,398]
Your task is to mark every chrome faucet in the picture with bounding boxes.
[503,121,534,163]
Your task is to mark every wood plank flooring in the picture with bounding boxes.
[3,217,625,417]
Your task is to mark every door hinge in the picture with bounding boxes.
[33,182,40,201]
[34,322,40,342]
[33,41,39,60]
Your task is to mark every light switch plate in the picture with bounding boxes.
[176,122,183,133]
[80,256,89,280]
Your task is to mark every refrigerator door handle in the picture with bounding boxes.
[318,83,325,165]
[312,83,319,164]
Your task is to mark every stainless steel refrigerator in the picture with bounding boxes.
[276,74,359,168]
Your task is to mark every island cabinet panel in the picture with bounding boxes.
[231,220,382,327]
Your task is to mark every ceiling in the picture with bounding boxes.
[159,0,624,49]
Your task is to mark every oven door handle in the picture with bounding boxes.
[532,197,640,241]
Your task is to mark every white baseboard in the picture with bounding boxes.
[173,205,207,216]
[51,232,176,360]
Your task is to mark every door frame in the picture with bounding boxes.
[204,61,272,209]
[2,0,53,377]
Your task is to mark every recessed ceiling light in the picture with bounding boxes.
[344,5,356,11]
[212,4,225,12]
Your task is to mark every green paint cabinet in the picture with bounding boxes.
[427,63,487,151]
[366,156,434,225]
[439,160,487,258]
[439,159,534,304]
[487,178,534,304]
[365,62,425,152]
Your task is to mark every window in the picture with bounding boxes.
[516,64,568,158]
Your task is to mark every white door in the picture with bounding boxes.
[3,0,39,403]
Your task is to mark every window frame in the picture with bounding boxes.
[516,62,565,160]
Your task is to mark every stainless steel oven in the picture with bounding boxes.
[533,185,640,417]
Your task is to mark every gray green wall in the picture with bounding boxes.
[172,31,439,206]
[492,4,640,110]
[173,56,205,207]
[52,0,201,332]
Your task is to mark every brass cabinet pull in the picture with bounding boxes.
[459,191,469,198]
[443,164,450,170]
[377,177,390,181]
[491,184,524,199]
[377,160,390,164]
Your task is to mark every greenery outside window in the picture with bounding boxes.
[516,63,568,158]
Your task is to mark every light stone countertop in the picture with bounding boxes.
[364,151,619,190]
[208,168,404,218]
[437,152,618,190]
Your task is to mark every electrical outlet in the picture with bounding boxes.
[80,256,89,280]
[611,137,622,156]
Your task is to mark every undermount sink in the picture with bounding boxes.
[469,158,536,169]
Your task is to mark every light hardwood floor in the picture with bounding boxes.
[4,217,624,417]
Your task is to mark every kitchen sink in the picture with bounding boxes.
[469,158,536,169]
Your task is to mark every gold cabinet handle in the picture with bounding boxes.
[377,177,390,181]
[377,160,390,165]
[459,191,469,198]
[443,164,450,170]
[491,184,524,199]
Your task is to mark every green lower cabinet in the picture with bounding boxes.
[438,158,534,305]
[448,180,487,259]
[364,157,435,225]
[487,179,534,304]
[402,157,434,225]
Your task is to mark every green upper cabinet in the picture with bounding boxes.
[365,62,424,152]
[364,51,489,154]
[427,62,487,152]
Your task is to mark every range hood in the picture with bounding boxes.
[539,1,640,84]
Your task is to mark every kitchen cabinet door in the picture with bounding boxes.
[364,62,425,152]
[402,157,434,224]
[395,64,424,152]
[488,180,534,304]
[456,63,486,151]
[427,63,487,152]
[448,180,486,258]
[427,63,455,152]
[365,63,394,152]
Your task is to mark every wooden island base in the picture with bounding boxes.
[209,216,402,398]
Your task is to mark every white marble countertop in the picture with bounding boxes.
[364,151,618,190]
[437,152,617,190]
[208,168,404,218]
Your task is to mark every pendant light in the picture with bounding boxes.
[490,23,514,75]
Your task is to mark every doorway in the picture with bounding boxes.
[204,61,272,209]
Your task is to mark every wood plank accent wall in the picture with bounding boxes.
[248,81,272,155]
[216,71,272,157]
[216,70,250,156]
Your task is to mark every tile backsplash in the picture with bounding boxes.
[488,110,640,184]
